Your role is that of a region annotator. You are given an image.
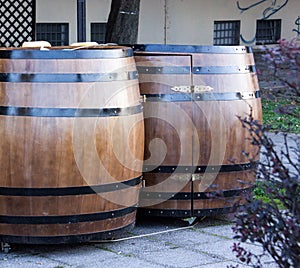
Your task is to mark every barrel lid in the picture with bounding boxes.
[127,44,252,54]
[0,46,133,59]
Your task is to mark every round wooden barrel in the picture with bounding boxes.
[132,44,262,217]
[0,46,144,244]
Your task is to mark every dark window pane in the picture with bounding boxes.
[256,19,281,45]
[213,21,240,45]
[91,23,107,44]
[36,23,69,46]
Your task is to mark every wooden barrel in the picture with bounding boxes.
[132,44,262,217]
[0,46,144,243]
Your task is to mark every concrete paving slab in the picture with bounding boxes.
[140,246,220,268]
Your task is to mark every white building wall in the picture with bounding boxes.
[36,0,77,43]
[86,0,111,42]
[36,0,300,45]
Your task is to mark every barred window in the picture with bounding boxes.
[91,23,106,44]
[214,21,240,45]
[256,19,281,45]
[36,23,69,46]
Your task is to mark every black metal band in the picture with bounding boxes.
[137,66,190,74]
[0,48,133,59]
[0,104,143,117]
[130,44,252,54]
[0,206,137,224]
[193,65,256,74]
[140,187,253,200]
[137,65,255,75]
[0,222,135,244]
[143,91,260,102]
[138,206,237,217]
[143,162,258,174]
[0,71,138,83]
[138,208,192,218]
[0,176,142,196]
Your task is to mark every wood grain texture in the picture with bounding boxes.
[0,46,144,243]
[135,47,262,217]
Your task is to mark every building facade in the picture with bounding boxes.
[1,0,299,47]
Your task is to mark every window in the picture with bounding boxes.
[91,23,106,44]
[213,21,240,45]
[36,23,69,46]
[256,19,281,45]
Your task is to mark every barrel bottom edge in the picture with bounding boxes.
[0,222,135,245]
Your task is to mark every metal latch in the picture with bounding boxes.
[171,85,213,93]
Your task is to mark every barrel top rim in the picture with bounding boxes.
[0,46,134,59]
[127,44,252,54]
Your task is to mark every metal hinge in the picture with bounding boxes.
[140,95,147,103]
[192,174,202,181]
[239,92,257,100]
[171,85,213,93]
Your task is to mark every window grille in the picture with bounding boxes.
[0,0,36,47]
[256,19,281,45]
[91,23,107,44]
[36,23,69,46]
[213,21,240,45]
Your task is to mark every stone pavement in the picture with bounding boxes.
[0,216,278,268]
[0,132,298,268]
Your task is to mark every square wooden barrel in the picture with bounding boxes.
[0,46,144,244]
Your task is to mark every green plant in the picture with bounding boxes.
[262,99,300,134]
[230,112,300,268]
